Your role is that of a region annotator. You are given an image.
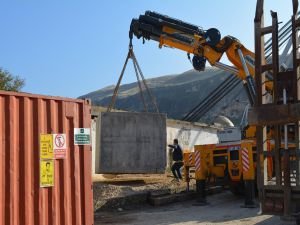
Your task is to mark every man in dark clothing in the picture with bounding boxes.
[168,139,183,181]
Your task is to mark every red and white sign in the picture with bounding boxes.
[189,153,193,166]
[195,151,201,173]
[242,147,250,172]
[53,134,67,159]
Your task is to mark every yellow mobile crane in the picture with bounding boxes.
[129,11,275,206]
[129,11,275,136]
[129,11,272,104]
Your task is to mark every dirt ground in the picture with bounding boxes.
[93,174,190,211]
[93,174,297,225]
[95,191,295,225]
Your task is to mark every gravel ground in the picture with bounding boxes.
[93,174,191,211]
[94,174,296,224]
[95,191,296,225]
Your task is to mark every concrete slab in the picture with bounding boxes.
[95,112,166,174]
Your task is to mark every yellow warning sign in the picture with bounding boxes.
[40,134,53,159]
[40,160,54,187]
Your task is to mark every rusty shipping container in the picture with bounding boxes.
[0,90,93,225]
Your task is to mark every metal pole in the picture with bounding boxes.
[283,89,288,150]
[238,49,251,77]
[214,62,239,75]
[237,49,257,105]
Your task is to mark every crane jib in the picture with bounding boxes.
[130,11,204,41]
[145,11,204,35]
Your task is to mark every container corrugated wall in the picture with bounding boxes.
[0,90,93,225]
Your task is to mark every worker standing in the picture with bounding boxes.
[168,139,183,181]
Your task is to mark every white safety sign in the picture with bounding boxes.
[74,128,91,145]
[53,133,67,159]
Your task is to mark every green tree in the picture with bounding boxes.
[0,68,25,91]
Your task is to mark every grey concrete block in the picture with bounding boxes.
[96,112,167,174]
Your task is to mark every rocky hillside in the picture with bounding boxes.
[79,68,250,126]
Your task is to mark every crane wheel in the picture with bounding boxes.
[204,28,221,46]
[192,56,206,71]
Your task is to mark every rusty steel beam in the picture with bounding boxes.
[254,0,267,210]
[292,14,299,102]
[271,11,279,103]
[254,0,264,23]
[293,0,299,15]
[261,64,272,73]
[249,103,300,125]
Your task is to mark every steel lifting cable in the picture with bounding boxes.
[107,45,159,113]
[193,79,241,121]
[192,78,241,122]
[264,11,299,50]
[265,26,291,57]
[183,75,238,122]
[183,75,240,122]
[265,24,291,51]
[107,50,131,112]
[266,31,292,60]
[132,55,148,112]
[183,80,231,121]
[186,75,241,122]
[131,50,159,113]
[182,75,236,121]
[265,12,300,61]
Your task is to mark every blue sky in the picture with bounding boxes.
[0,1,293,98]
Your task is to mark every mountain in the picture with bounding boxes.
[79,68,250,126]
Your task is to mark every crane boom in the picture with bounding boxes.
[130,11,254,77]
[129,11,274,105]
